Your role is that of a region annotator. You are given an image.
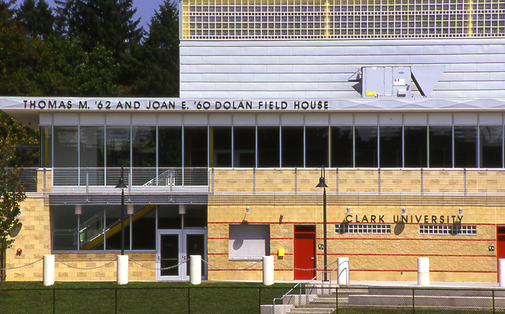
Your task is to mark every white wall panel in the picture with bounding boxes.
[54,113,78,126]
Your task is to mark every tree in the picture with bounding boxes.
[0,0,15,13]
[135,0,179,96]
[16,0,55,39]
[55,0,143,95]
[0,134,27,281]
[55,0,142,55]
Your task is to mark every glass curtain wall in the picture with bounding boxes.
[52,205,206,252]
[48,123,505,187]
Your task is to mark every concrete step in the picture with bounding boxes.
[348,294,505,309]
[368,287,505,297]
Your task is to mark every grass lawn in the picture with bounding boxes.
[0,281,293,314]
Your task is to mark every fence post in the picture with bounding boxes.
[412,288,415,314]
[499,259,505,287]
[43,254,55,286]
[335,286,338,314]
[263,256,274,285]
[190,255,201,285]
[337,257,349,285]
[417,257,429,285]
[117,255,128,285]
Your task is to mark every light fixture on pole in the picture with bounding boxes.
[115,166,127,255]
[316,166,328,281]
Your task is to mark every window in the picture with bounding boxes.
[380,126,402,167]
[258,127,279,167]
[419,224,477,235]
[454,126,477,167]
[229,224,270,260]
[480,126,503,168]
[184,127,207,167]
[306,127,329,167]
[331,126,353,167]
[404,126,427,167]
[281,127,303,167]
[335,223,391,234]
[210,127,232,167]
[429,126,452,167]
[233,127,255,167]
[355,126,378,167]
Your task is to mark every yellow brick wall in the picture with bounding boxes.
[207,169,505,283]
[7,168,505,283]
[5,195,50,281]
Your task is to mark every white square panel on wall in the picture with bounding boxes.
[79,113,105,126]
[305,113,329,125]
[354,113,378,125]
[132,113,156,126]
[330,113,353,125]
[106,113,131,125]
[257,113,280,125]
[158,113,183,126]
[428,113,452,125]
[403,113,427,125]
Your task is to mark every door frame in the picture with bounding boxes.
[156,229,207,281]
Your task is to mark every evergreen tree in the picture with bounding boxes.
[16,0,55,38]
[55,0,142,55]
[0,0,15,13]
[135,0,179,96]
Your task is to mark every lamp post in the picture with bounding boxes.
[115,166,127,255]
[316,166,328,281]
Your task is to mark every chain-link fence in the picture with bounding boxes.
[3,284,505,314]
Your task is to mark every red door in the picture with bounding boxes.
[497,227,505,280]
[294,226,316,280]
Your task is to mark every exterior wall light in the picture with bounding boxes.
[127,204,134,215]
[401,207,407,216]
[458,207,464,217]
[345,206,352,215]
[75,204,82,215]
[245,206,251,215]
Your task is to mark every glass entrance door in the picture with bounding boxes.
[157,230,207,280]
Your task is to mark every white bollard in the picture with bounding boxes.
[117,255,129,285]
[417,257,429,286]
[499,259,505,287]
[263,256,274,285]
[337,257,349,285]
[43,255,55,286]
[190,255,202,285]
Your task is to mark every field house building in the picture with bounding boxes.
[1,0,505,283]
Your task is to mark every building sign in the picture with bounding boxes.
[2,98,330,111]
[345,214,464,224]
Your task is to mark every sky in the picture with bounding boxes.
[42,0,167,31]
